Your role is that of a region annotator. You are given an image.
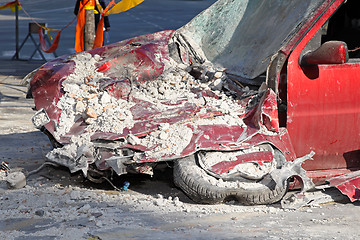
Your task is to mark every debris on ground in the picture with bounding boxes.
[121,181,130,191]
[281,187,349,210]
[6,171,26,189]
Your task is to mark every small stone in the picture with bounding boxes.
[100,92,112,105]
[93,54,101,61]
[6,172,26,189]
[211,78,223,91]
[86,107,98,118]
[154,199,165,206]
[79,204,91,212]
[46,201,52,207]
[128,134,141,145]
[214,71,223,79]
[35,209,45,217]
[85,117,95,125]
[75,101,85,113]
[70,190,81,200]
[158,86,166,94]
[148,87,157,95]
[159,131,168,140]
[96,220,104,227]
[173,197,182,207]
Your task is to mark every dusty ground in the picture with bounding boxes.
[1,60,360,240]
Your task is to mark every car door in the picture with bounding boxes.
[286,1,360,171]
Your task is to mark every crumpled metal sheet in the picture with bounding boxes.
[280,187,347,210]
[328,170,360,202]
[270,151,316,192]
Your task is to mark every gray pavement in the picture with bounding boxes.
[0,59,51,171]
[0,0,217,60]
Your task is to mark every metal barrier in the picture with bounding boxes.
[12,23,58,61]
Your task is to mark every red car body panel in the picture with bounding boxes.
[287,0,360,172]
[285,0,360,198]
[209,151,274,175]
[328,170,360,202]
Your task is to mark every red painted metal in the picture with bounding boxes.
[301,41,349,66]
[328,170,360,202]
[289,168,354,189]
[243,90,279,132]
[287,0,360,171]
[210,151,273,175]
[284,0,360,200]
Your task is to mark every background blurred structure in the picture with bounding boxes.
[0,0,216,60]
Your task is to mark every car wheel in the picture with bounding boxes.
[173,152,288,205]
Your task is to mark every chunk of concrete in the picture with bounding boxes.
[7,171,26,189]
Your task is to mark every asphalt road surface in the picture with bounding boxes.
[0,0,217,60]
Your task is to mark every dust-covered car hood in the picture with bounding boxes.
[176,0,325,80]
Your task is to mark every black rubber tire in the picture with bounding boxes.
[173,154,288,205]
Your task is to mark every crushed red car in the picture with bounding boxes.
[26,0,360,204]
